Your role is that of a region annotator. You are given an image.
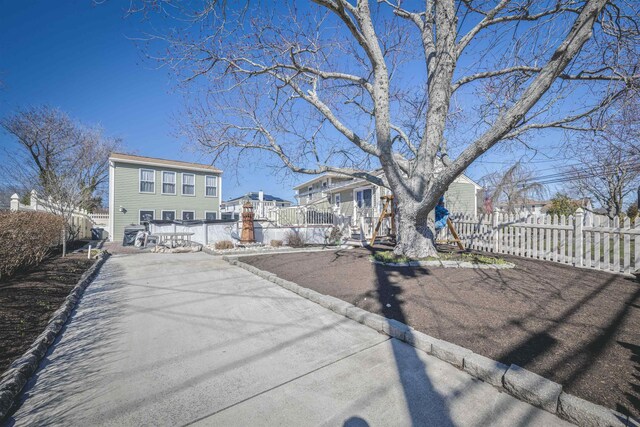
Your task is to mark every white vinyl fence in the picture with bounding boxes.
[442,208,639,275]
[10,191,94,240]
[149,220,335,246]
[265,206,335,226]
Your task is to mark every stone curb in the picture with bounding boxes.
[225,258,632,426]
[503,364,562,413]
[0,252,110,422]
[207,246,338,257]
[370,257,515,270]
[558,392,631,427]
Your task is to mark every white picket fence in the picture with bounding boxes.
[443,208,639,275]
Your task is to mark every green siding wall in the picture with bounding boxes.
[112,162,221,241]
[336,189,354,217]
[444,182,477,216]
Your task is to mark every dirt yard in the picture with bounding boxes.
[0,254,94,373]
[243,247,640,419]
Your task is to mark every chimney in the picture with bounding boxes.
[258,190,264,201]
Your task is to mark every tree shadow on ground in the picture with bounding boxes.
[365,247,455,427]
[470,262,640,419]
[5,266,127,426]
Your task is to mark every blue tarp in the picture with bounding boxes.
[435,197,449,232]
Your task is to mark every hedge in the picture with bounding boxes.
[0,211,65,279]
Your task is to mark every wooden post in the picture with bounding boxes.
[574,208,584,267]
[447,218,465,251]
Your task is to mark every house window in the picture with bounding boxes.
[205,176,218,197]
[139,210,154,223]
[140,169,155,193]
[182,211,195,220]
[162,171,176,194]
[308,186,313,200]
[162,210,176,221]
[205,211,217,220]
[334,194,341,207]
[182,173,195,196]
[356,189,372,208]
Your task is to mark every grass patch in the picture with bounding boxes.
[372,250,507,265]
[371,251,411,264]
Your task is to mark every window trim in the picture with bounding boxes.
[181,210,196,221]
[138,209,155,223]
[204,211,218,220]
[204,175,218,198]
[161,171,177,195]
[139,169,156,194]
[334,193,341,207]
[181,173,196,197]
[161,210,177,221]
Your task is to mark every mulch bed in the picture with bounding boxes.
[243,247,640,418]
[0,254,94,373]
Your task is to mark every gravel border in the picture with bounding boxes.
[0,252,110,422]
[224,255,636,427]
[369,257,516,269]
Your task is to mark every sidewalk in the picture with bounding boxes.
[6,253,572,426]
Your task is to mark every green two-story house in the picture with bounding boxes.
[108,153,223,241]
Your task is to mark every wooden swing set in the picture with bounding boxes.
[369,195,465,250]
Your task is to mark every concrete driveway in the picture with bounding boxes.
[7,253,571,426]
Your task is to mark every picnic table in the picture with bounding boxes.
[151,232,195,248]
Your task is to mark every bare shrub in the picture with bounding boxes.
[214,240,234,250]
[270,240,283,247]
[0,211,65,279]
[327,226,343,245]
[284,231,306,248]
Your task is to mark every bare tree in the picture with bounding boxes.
[39,171,89,257]
[566,139,639,219]
[132,0,639,257]
[481,162,546,214]
[0,106,121,212]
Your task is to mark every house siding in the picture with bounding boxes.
[111,162,221,241]
[336,189,354,218]
[444,182,476,216]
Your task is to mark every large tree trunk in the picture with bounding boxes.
[393,201,439,259]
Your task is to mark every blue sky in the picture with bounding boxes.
[0,0,576,204]
[0,0,300,201]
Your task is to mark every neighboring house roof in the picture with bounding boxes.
[109,152,222,174]
[225,192,292,204]
[293,169,480,191]
[455,174,483,190]
[292,173,353,190]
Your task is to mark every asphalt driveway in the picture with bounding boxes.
[6,253,571,426]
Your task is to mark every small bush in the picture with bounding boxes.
[0,211,65,279]
[270,240,283,247]
[214,240,234,250]
[284,231,306,248]
[326,226,343,245]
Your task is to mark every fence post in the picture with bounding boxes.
[492,208,499,253]
[31,190,39,211]
[203,222,208,246]
[10,193,20,211]
[574,208,584,266]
